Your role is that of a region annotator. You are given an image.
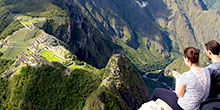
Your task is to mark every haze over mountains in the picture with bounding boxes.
[0,0,220,109]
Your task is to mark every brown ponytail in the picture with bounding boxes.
[184,47,199,64]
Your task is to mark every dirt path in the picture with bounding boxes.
[19,21,31,30]
[4,45,26,48]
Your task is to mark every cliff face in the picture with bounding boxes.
[67,0,172,71]
[148,0,220,52]
[51,6,124,69]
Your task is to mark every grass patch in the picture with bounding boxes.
[15,65,25,74]
[38,49,66,62]
[39,49,88,71]
[0,20,23,40]
[6,28,29,42]
[16,15,46,26]
[0,28,42,60]
[68,65,85,70]
[0,46,24,60]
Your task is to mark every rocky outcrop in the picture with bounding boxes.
[84,54,148,110]
[139,99,173,110]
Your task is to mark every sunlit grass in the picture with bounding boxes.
[15,65,26,74]
[68,64,85,70]
[38,49,66,62]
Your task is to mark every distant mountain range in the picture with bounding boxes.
[0,0,220,109]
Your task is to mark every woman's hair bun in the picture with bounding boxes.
[184,47,199,63]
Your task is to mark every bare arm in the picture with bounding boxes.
[172,71,186,97]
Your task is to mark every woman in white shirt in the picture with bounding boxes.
[150,47,210,110]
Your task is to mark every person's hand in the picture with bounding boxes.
[171,70,180,79]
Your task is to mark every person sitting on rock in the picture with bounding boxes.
[205,40,220,98]
[150,47,210,110]
[199,40,220,110]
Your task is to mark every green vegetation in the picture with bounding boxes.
[0,28,41,60]
[84,86,129,110]
[165,57,189,74]
[0,54,148,110]
[0,20,23,40]
[84,54,148,109]
[43,16,67,34]
[0,7,13,34]
[0,59,14,74]
[6,28,29,42]
[43,19,62,35]
[0,54,147,110]
[16,15,46,26]
[0,47,24,60]
[0,77,8,108]
[25,3,67,17]
[0,52,3,57]
[5,0,67,18]
[68,64,85,70]
[113,36,171,72]
[39,49,85,70]
[0,65,104,110]
[165,52,210,74]
[38,48,89,71]
[0,0,68,39]
[38,49,66,62]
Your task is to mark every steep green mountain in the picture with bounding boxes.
[84,54,148,110]
[0,54,148,110]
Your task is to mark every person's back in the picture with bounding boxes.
[204,40,220,98]
[178,68,210,110]
[200,40,220,110]
[150,47,211,110]
[206,62,220,98]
